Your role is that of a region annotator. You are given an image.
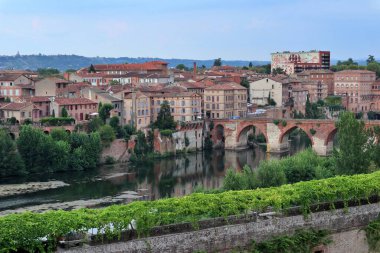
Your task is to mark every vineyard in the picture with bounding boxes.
[1,171,380,252]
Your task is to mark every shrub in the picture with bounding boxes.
[310,128,316,135]
[104,156,116,164]
[40,117,75,126]
[281,120,287,127]
[273,119,279,125]
[160,129,174,137]
[98,125,116,146]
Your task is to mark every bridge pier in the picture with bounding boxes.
[266,123,289,153]
[311,136,331,156]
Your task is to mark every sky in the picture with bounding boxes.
[0,0,379,61]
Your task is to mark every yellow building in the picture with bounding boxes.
[150,92,202,122]
[123,91,151,130]
[204,83,247,119]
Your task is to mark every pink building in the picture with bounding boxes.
[51,98,98,122]
[334,70,377,112]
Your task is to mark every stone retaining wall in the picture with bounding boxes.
[59,202,380,253]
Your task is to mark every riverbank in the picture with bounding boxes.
[0,181,69,198]
[0,190,148,216]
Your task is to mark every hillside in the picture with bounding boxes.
[0,54,270,72]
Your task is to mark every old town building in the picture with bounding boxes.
[334,70,377,112]
[204,83,247,119]
[150,92,202,122]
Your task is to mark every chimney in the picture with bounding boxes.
[193,62,197,77]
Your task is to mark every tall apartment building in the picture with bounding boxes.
[334,70,377,112]
[271,50,330,74]
[204,83,247,119]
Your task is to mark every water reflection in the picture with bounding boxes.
[0,133,311,211]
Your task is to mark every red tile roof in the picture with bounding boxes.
[205,82,247,90]
[0,102,33,110]
[31,96,51,103]
[54,98,97,105]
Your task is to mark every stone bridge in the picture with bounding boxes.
[211,118,380,156]
[1,124,76,139]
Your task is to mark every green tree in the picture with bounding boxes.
[87,117,103,132]
[88,64,96,73]
[240,78,250,89]
[213,58,222,67]
[367,62,380,77]
[367,55,376,65]
[249,62,253,68]
[98,103,114,123]
[0,129,25,177]
[154,101,176,130]
[333,112,371,174]
[109,116,120,129]
[124,124,136,141]
[256,160,287,187]
[176,64,188,71]
[109,80,121,85]
[272,67,284,75]
[4,97,11,102]
[98,125,115,146]
[17,126,52,173]
[50,128,69,142]
[61,107,68,118]
[37,68,60,77]
[305,94,313,118]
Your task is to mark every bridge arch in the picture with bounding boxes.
[278,125,314,153]
[236,124,268,149]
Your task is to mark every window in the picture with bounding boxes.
[181,101,185,106]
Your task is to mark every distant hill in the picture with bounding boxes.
[0,54,270,72]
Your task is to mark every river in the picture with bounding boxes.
[0,134,310,212]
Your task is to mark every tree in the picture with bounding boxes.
[88,64,96,73]
[98,125,116,146]
[4,97,11,102]
[0,129,25,177]
[37,68,60,77]
[213,58,222,67]
[240,78,250,89]
[154,101,176,130]
[123,124,136,141]
[61,107,68,118]
[52,109,55,118]
[109,80,121,86]
[333,112,371,174]
[367,62,380,77]
[305,94,313,118]
[87,117,103,132]
[272,67,284,75]
[367,55,376,65]
[50,128,69,142]
[98,103,114,123]
[249,62,253,68]
[176,64,188,71]
[17,126,55,173]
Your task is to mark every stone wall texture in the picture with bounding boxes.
[59,202,380,253]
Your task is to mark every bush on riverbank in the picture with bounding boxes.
[223,149,336,191]
[10,126,102,175]
[1,171,380,252]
